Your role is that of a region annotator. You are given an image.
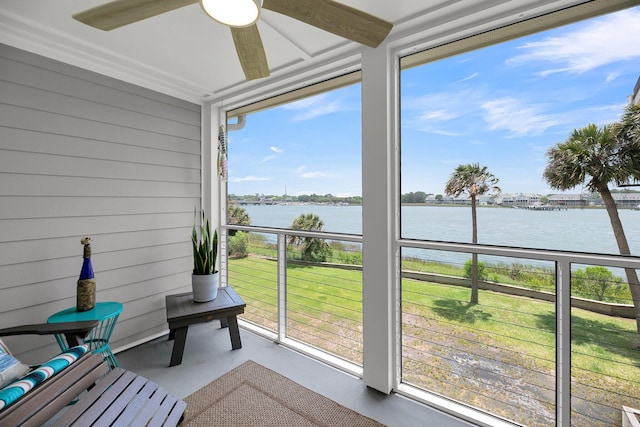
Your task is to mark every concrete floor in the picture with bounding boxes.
[116,321,474,427]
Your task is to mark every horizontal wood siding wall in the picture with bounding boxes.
[0,44,202,363]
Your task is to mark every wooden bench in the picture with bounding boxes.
[0,322,186,426]
[0,351,186,426]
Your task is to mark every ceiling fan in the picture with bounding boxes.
[73,0,393,80]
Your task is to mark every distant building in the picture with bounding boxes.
[496,193,542,207]
[443,195,469,205]
[545,193,640,209]
[429,194,498,205]
[547,194,588,207]
[424,191,640,208]
[612,192,640,208]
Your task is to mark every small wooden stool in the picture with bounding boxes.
[165,287,246,367]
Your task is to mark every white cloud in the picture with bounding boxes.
[404,89,477,113]
[286,97,318,110]
[229,175,271,183]
[481,97,559,137]
[283,93,344,121]
[458,72,479,82]
[428,129,463,136]
[418,109,459,121]
[261,146,283,162]
[404,89,483,134]
[558,102,628,128]
[605,71,620,84]
[294,165,330,179]
[506,9,640,75]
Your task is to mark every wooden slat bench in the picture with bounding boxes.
[0,352,186,426]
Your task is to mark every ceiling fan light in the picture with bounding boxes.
[200,0,261,28]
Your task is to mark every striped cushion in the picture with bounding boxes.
[0,339,30,388]
[0,345,89,411]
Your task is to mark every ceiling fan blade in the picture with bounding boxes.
[73,0,197,31]
[262,0,392,48]
[231,25,270,80]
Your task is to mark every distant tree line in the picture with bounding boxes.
[400,188,639,204]
[401,191,430,203]
[227,207,332,262]
[229,193,362,205]
[233,190,640,206]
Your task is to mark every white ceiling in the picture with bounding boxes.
[0,0,606,104]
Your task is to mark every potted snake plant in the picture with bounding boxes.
[191,209,219,302]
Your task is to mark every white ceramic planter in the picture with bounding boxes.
[191,273,219,302]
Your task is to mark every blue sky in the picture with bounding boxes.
[228,7,640,197]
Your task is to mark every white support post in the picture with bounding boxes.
[361,44,397,394]
[277,233,287,342]
[557,258,572,426]
[203,104,222,279]
[201,104,218,225]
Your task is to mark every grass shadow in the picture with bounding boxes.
[432,299,492,324]
[535,312,640,363]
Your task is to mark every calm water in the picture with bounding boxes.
[241,204,640,265]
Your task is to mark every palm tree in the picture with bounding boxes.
[288,213,331,262]
[227,205,251,236]
[544,108,640,333]
[444,163,500,303]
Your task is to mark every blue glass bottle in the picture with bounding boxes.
[79,244,94,280]
[77,237,96,311]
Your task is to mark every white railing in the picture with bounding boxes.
[222,225,364,376]
[222,224,640,426]
[398,239,640,427]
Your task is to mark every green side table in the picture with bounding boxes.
[47,302,123,369]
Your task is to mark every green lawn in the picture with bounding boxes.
[402,276,640,426]
[229,255,640,426]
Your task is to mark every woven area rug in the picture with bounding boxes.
[181,360,385,426]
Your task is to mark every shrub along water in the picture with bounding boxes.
[236,231,632,303]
